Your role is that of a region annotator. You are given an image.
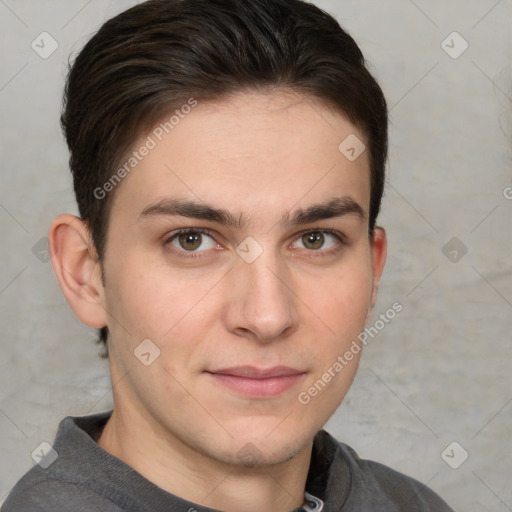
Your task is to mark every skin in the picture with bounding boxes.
[49,90,387,512]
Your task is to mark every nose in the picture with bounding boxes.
[223,250,299,344]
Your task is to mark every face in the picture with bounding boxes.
[100,90,386,466]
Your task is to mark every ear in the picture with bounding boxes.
[365,226,387,325]
[48,214,107,329]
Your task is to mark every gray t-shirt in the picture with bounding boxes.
[2,410,455,511]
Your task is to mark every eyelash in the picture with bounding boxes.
[298,229,347,258]
[164,228,347,259]
[164,228,220,259]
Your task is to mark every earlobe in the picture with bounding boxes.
[365,226,387,324]
[48,214,108,329]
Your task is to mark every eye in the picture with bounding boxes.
[167,229,218,252]
[292,230,342,251]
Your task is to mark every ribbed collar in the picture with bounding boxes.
[47,410,351,512]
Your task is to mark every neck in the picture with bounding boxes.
[97,405,312,512]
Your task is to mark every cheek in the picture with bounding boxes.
[104,253,222,359]
[306,262,373,335]
[297,266,372,410]
[109,262,186,334]
[102,254,168,347]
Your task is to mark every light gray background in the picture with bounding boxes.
[1,1,511,510]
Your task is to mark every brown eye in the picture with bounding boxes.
[178,232,203,250]
[168,230,217,252]
[301,232,325,250]
[291,230,344,254]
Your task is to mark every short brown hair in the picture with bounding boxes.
[60,0,388,355]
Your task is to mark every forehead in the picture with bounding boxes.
[109,90,371,224]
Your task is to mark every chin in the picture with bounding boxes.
[200,422,315,469]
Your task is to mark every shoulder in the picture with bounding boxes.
[2,411,122,512]
[2,468,125,512]
[336,440,455,511]
[319,431,453,512]
[1,467,50,512]
[1,466,124,512]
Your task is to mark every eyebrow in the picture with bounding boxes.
[138,196,366,228]
[287,197,366,225]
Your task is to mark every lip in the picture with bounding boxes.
[206,366,306,398]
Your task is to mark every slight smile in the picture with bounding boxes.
[205,366,307,398]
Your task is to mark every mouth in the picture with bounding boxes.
[205,366,306,398]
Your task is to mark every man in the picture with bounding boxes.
[2,0,454,510]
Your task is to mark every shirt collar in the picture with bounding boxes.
[53,411,347,512]
[302,491,324,512]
